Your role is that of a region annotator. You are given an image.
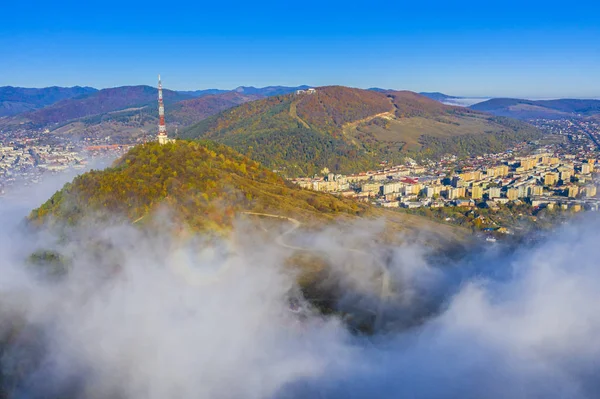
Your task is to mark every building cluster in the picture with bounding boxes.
[296,88,317,95]
[0,144,81,194]
[292,149,600,213]
[531,118,600,152]
[0,142,131,196]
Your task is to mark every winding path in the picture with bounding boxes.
[241,212,391,330]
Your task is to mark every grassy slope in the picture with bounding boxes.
[352,113,501,150]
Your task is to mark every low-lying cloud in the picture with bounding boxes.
[2,175,600,399]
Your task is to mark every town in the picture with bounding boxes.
[292,118,600,235]
[0,126,133,195]
[2,114,599,238]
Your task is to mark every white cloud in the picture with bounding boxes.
[2,178,600,398]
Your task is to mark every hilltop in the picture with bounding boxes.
[30,141,368,232]
[470,98,600,119]
[180,86,541,176]
[418,92,460,102]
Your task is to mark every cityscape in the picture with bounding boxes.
[293,117,600,233]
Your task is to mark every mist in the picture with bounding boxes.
[2,175,600,398]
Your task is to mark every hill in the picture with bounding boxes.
[30,141,368,232]
[180,86,542,176]
[470,98,600,119]
[418,92,459,102]
[168,92,264,126]
[0,86,97,117]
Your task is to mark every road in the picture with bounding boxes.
[242,212,392,330]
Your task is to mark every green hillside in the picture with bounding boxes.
[30,141,368,232]
[180,86,542,176]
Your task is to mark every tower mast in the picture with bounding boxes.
[157,74,168,145]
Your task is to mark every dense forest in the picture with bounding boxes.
[30,141,368,231]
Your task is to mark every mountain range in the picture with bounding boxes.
[3,84,598,137]
[179,85,310,98]
[23,86,191,125]
[0,86,97,117]
[0,85,311,132]
[180,86,541,176]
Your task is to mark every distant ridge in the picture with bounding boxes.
[168,91,264,126]
[179,85,311,98]
[233,85,311,96]
[177,89,229,97]
[13,86,190,125]
[0,86,97,117]
[0,84,314,135]
[419,92,460,102]
[470,98,600,119]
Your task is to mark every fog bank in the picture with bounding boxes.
[2,177,600,399]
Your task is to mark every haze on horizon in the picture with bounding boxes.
[2,0,599,98]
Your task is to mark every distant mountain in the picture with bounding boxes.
[54,91,265,136]
[0,86,97,117]
[30,141,367,231]
[179,85,311,99]
[470,98,600,119]
[177,89,229,98]
[367,88,391,93]
[0,85,313,136]
[15,86,191,126]
[232,85,311,96]
[180,86,541,176]
[168,92,263,126]
[419,92,460,102]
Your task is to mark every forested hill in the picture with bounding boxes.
[179,86,542,176]
[30,141,367,232]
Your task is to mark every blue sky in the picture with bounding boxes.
[2,0,599,97]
